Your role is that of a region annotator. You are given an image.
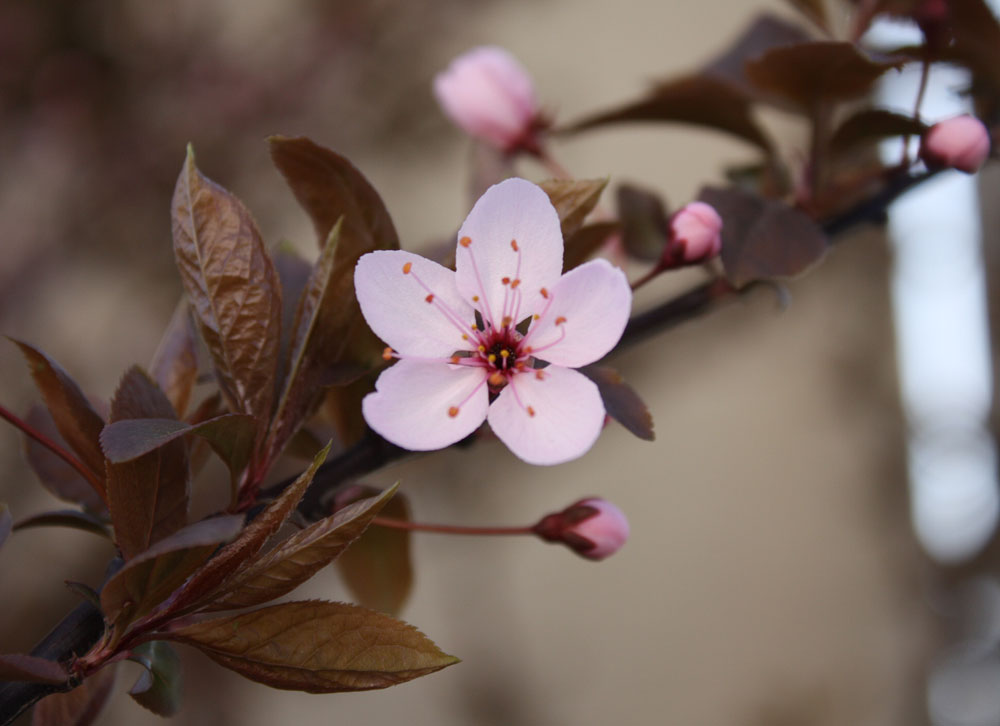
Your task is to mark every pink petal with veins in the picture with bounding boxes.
[487,365,604,465]
[523,259,631,368]
[355,250,473,358]
[455,178,563,330]
[362,359,489,451]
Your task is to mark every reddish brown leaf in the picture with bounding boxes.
[272,245,314,400]
[781,0,829,29]
[172,145,283,425]
[100,515,244,627]
[580,366,655,441]
[0,655,67,684]
[829,109,928,154]
[106,367,189,560]
[268,135,401,252]
[11,341,106,495]
[744,42,903,108]
[150,302,199,419]
[700,186,828,287]
[539,178,608,240]
[268,137,401,419]
[13,509,110,540]
[22,406,106,513]
[128,641,181,717]
[167,600,458,693]
[704,13,815,90]
[564,74,773,150]
[336,488,412,615]
[617,184,670,262]
[563,222,621,272]
[100,414,256,494]
[266,219,353,465]
[205,484,398,611]
[169,444,329,612]
[31,663,116,726]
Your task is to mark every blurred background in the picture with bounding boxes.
[1,0,997,724]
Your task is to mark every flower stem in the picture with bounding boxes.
[0,402,105,500]
[371,516,532,536]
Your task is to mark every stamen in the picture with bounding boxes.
[500,349,510,359]
[527,406,536,417]
[478,345,486,353]
[472,295,479,302]
[535,370,546,380]
[511,279,521,288]
[382,347,394,360]
[425,294,434,303]
[462,334,469,341]
[451,355,460,364]
[488,354,497,363]
[459,242,497,329]
[501,316,512,328]
[511,239,519,251]
[555,316,567,325]
[540,288,549,299]
[460,236,472,247]
[403,262,412,274]
[404,266,476,341]
[489,371,505,386]
[451,371,490,414]
[502,277,511,285]
[448,406,459,417]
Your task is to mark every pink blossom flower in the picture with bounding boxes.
[354,178,632,466]
[668,201,723,263]
[920,115,991,174]
[532,497,630,560]
[433,46,541,153]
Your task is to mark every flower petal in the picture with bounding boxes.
[524,259,631,368]
[355,250,475,357]
[487,365,604,465]
[363,360,489,451]
[455,179,563,330]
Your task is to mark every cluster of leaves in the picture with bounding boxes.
[556,0,998,288]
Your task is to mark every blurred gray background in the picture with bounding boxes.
[0,0,988,724]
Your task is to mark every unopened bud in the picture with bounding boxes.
[433,46,542,153]
[533,498,629,560]
[667,202,723,264]
[920,115,991,174]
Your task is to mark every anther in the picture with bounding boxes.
[402,262,412,274]
[489,371,505,386]
[460,236,472,247]
[501,316,512,328]
[500,349,510,359]
[450,355,460,364]
[382,347,394,361]
[471,323,478,331]
[524,346,533,353]
[488,354,497,363]
[511,279,521,288]
[535,370,546,380]
[477,344,486,352]
[527,406,536,417]
[540,288,549,299]
[448,406,460,417]
[502,277,511,285]
[425,294,434,303]
[533,314,540,320]
[472,295,480,302]
[462,334,469,340]
[511,239,519,251]
[555,316,567,325]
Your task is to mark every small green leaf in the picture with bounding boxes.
[336,488,412,615]
[205,484,399,611]
[538,178,608,240]
[11,340,106,496]
[128,641,182,717]
[13,510,110,540]
[100,515,245,627]
[166,600,458,693]
[0,654,67,684]
[580,366,655,441]
[172,145,283,425]
[699,186,828,287]
[31,663,116,726]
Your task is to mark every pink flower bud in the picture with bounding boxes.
[433,46,541,153]
[920,115,991,174]
[533,498,630,561]
[668,202,723,264]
